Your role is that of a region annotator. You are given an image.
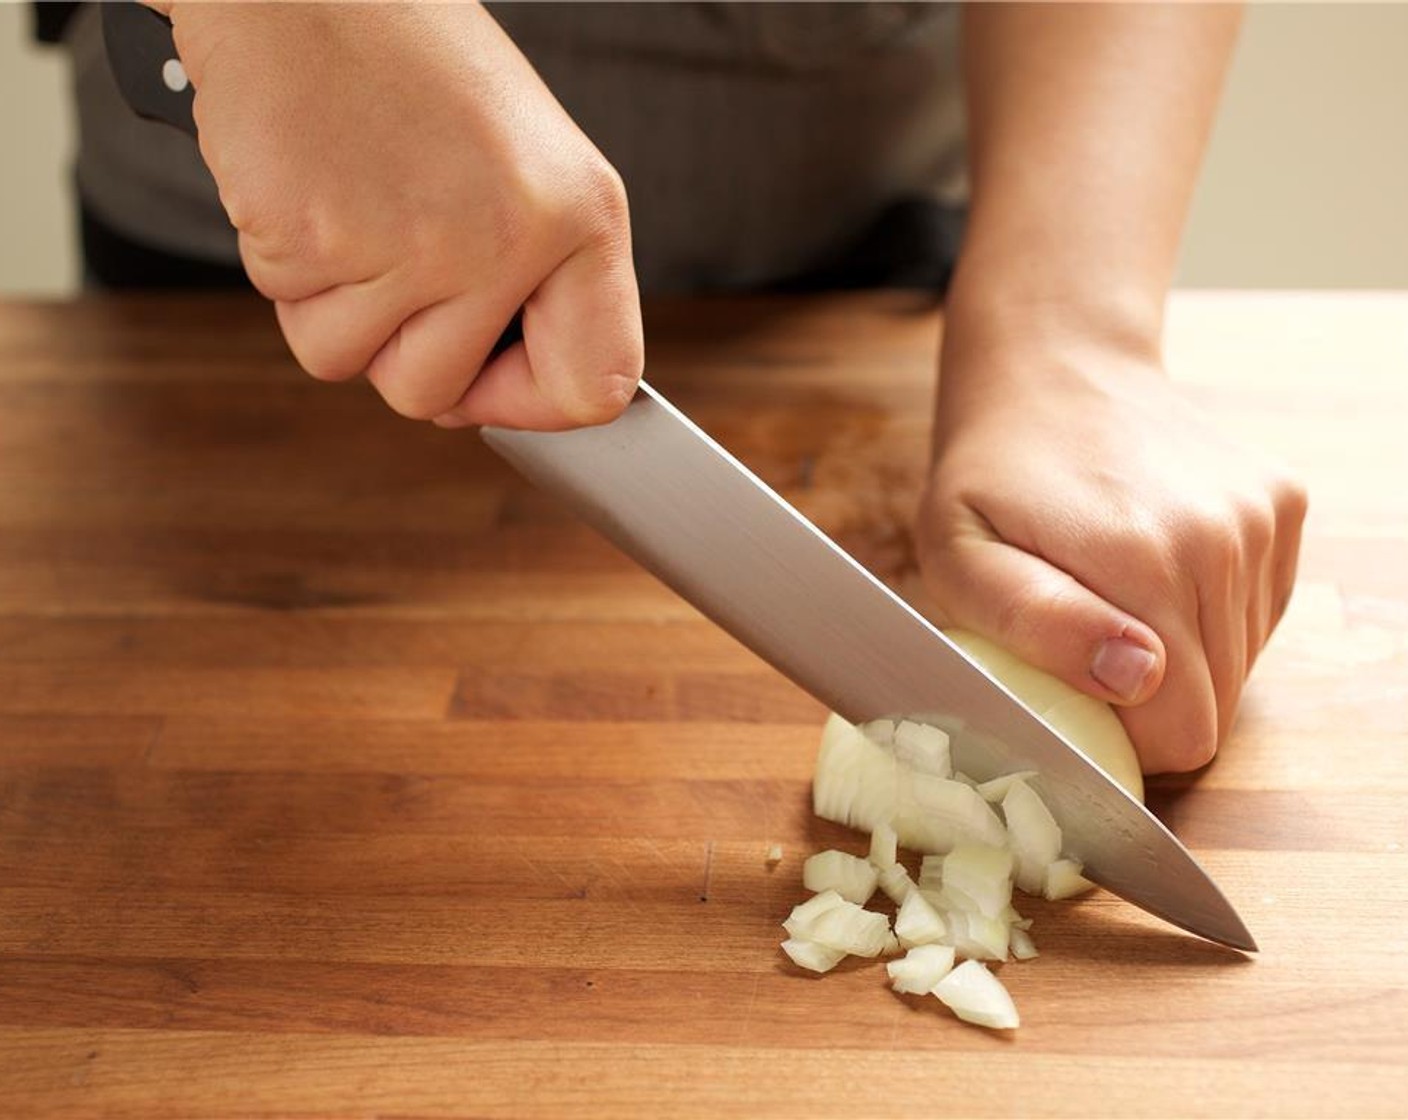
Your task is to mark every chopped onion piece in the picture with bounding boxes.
[892,720,952,778]
[976,771,1038,804]
[765,844,783,865]
[943,908,1010,961]
[781,938,847,974]
[803,900,892,957]
[917,853,945,890]
[814,716,900,834]
[1044,858,1096,901]
[942,843,1015,919]
[783,890,846,939]
[803,849,878,905]
[876,863,916,906]
[882,932,903,957]
[900,773,1009,853]
[868,822,899,870]
[894,890,948,948]
[886,943,956,995]
[1002,904,1033,931]
[1002,779,1063,896]
[1009,927,1039,960]
[934,960,1020,1030]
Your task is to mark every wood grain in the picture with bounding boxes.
[0,292,1405,1118]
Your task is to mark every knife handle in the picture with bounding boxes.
[99,1,525,359]
[101,3,197,138]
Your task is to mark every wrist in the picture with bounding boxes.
[943,257,1167,373]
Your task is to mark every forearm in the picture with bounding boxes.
[949,2,1242,357]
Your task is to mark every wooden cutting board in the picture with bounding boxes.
[0,292,1404,1118]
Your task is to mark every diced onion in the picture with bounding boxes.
[781,938,848,974]
[1044,858,1095,901]
[892,720,952,778]
[784,894,891,958]
[894,890,948,948]
[942,907,1010,961]
[975,771,1038,803]
[868,822,899,870]
[933,960,1020,1030]
[886,943,956,995]
[1009,927,1039,960]
[941,843,1015,920]
[876,863,916,906]
[783,889,846,938]
[1002,779,1063,896]
[802,849,879,905]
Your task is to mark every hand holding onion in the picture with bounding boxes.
[915,322,1308,774]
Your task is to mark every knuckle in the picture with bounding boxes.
[367,348,463,422]
[1274,473,1311,527]
[566,364,641,427]
[576,155,632,241]
[1234,493,1277,555]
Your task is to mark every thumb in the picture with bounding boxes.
[920,533,1167,706]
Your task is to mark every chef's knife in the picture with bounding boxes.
[101,1,1254,952]
[482,385,1256,952]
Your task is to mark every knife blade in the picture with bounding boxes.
[482,381,1256,951]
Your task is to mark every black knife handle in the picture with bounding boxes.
[101,3,197,138]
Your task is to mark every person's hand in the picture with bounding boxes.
[158,1,642,429]
[915,318,1308,774]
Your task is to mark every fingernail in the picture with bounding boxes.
[1091,637,1157,701]
[432,413,471,430]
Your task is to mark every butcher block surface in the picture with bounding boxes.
[0,291,1404,1118]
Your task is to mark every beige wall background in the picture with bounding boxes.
[2,3,1406,296]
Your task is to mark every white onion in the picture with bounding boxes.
[781,937,847,974]
[1001,778,1063,896]
[894,890,948,948]
[944,628,1144,801]
[898,772,1008,853]
[802,849,879,905]
[941,843,1015,920]
[975,771,1038,803]
[788,898,891,958]
[867,822,898,870]
[933,960,1020,1030]
[892,720,952,778]
[876,862,916,906]
[813,716,900,833]
[1009,927,1039,960]
[886,944,956,995]
[794,631,1158,1033]
[941,907,1010,961]
[1043,858,1095,901]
